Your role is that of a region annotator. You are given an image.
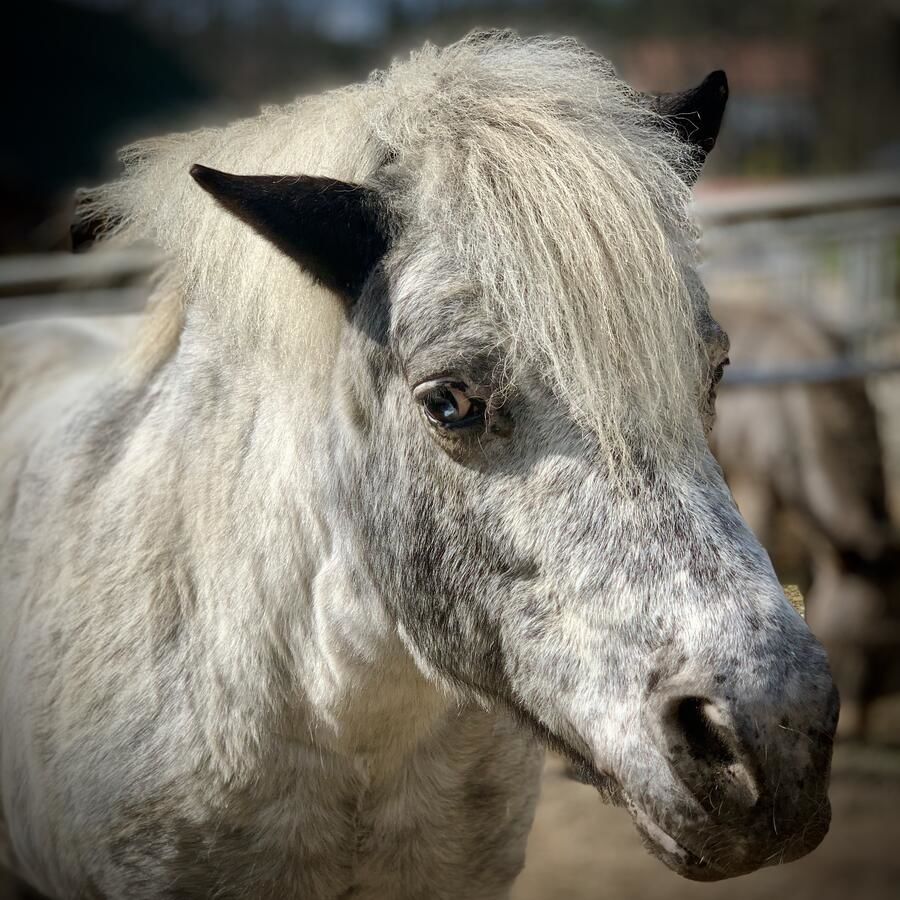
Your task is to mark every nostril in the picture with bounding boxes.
[661,696,761,813]
[671,697,738,769]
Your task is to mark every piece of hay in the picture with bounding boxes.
[783,584,806,618]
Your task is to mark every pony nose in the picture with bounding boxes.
[659,696,762,813]
[642,666,838,876]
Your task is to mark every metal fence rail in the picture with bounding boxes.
[0,248,155,325]
[696,174,900,227]
[723,357,900,388]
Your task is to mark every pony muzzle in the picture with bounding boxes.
[624,679,839,880]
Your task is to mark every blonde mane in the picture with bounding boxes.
[87,32,705,462]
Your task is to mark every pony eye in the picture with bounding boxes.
[414,380,486,430]
[713,356,730,384]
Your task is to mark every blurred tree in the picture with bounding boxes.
[813,0,900,171]
[3,0,898,252]
[1,0,209,250]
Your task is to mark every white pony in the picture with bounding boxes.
[1,33,837,899]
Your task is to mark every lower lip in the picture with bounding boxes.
[631,806,692,863]
[559,739,721,875]
[628,803,728,880]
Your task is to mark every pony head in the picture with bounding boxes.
[99,34,838,881]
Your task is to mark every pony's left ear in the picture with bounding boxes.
[190,164,390,300]
[649,70,729,182]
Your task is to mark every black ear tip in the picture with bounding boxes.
[189,163,230,192]
[703,70,729,99]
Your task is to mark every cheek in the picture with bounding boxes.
[335,373,373,435]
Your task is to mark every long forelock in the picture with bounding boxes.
[87,32,707,463]
[370,35,707,468]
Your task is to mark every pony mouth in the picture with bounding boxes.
[567,757,724,880]
[627,798,832,881]
[627,805,724,881]
[554,728,828,882]
[526,714,740,880]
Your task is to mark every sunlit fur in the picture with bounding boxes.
[87,33,703,467]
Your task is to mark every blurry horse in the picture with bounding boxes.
[712,302,900,739]
[1,34,837,899]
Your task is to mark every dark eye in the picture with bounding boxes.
[414,379,487,431]
[713,356,730,384]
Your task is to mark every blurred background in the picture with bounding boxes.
[2,1,899,898]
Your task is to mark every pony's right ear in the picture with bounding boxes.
[190,164,390,300]
[647,70,729,183]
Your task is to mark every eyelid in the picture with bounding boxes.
[709,357,729,394]
[413,377,491,402]
[413,378,468,401]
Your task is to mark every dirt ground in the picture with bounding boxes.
[513,747,900,900]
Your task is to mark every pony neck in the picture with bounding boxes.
[146,327,452,774]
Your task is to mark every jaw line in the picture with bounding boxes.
[626,800,727,880]
[564,755,627,806]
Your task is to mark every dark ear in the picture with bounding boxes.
[190,164,389,299]
[650,70,728,181]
